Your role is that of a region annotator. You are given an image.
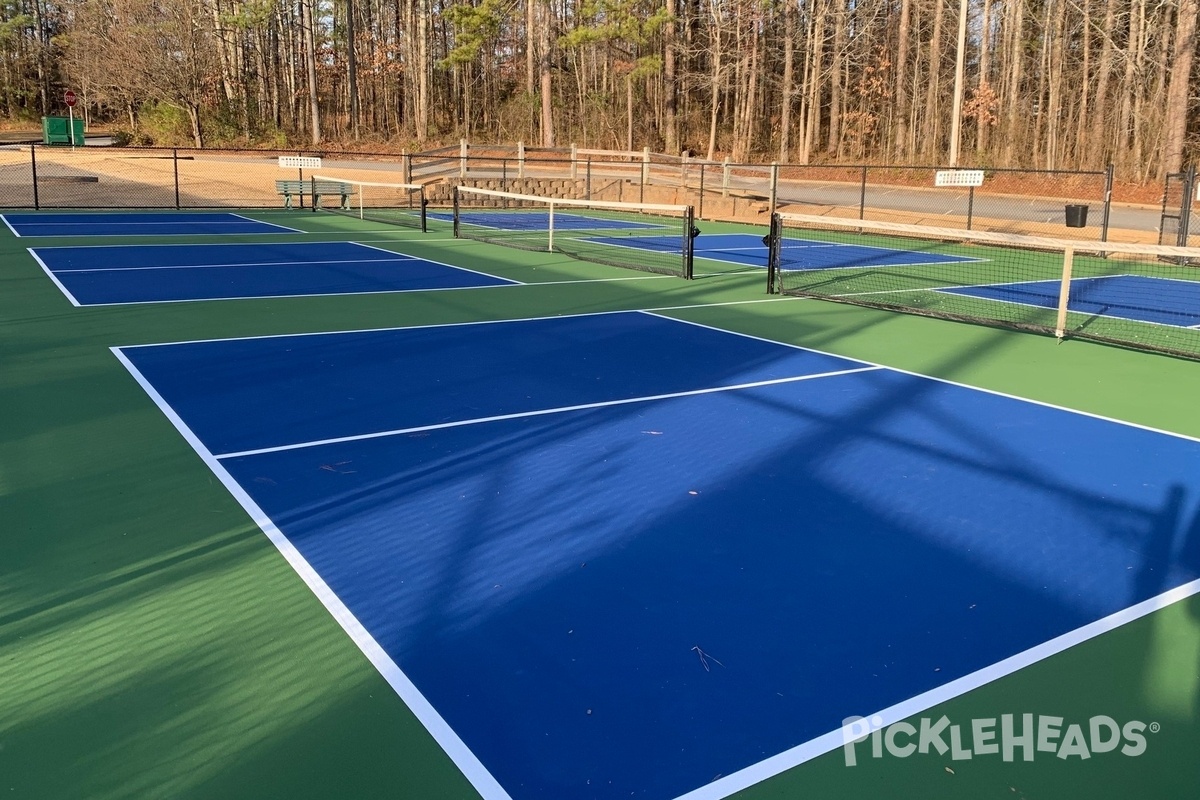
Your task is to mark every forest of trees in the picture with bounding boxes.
[0,0,1196,179]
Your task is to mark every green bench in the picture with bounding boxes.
[275,179,355,210]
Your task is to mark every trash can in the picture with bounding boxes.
[41,116,85,146]
[1065,204,1089,228]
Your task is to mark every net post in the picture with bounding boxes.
[310,175,318,212]
[452,186,460,238]
[1054,245,1075,340]
[683,205,696,279]
[419,187,428,233]
[30,144,39,210]
[765,213,780,294]
[547,201,555,252]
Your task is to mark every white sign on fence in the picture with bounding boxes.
[934,169,985,187]
[278,156,322,169]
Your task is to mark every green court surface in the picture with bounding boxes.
[3,210,1200,800]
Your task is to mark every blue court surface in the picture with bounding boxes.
[115,311,1200,800]
[941,274,1200,328]
[429,208,666,231]
[30,241,513,305]
[591,232,982,270]
[1,211,298,237]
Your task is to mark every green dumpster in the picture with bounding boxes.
[42,116,85,146]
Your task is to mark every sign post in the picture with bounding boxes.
[934,169,985,230]
[64,90,78,148]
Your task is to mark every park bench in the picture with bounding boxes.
[275,179,355,210]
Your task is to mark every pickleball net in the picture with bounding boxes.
[311,175,427,232]
[452,185,695,278]
[766,212,1200,360]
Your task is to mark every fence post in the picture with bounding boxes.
[402,152,411,184]
[641,147,650,204]
[1101,163,1114,244]
[570,143,578,180]
[698,163,705,220]
[1179,165,1197,247]
[858,165,868,220]
[585,159,592,200]
[459,138,468,179]
[769,162,779,217]
[173,148,181,209]
[30,145,39,210]
[966,185,975,230]
[296,150,305,209]
[722,158,730,197]
[518,141,525,179]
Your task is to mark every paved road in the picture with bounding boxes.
[773,180,1164,236]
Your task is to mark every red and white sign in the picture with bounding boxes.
[64,90,77,107]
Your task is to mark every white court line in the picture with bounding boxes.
[213,366,883,460]
[0,214,21,237]
[57,281,520,308]
[25,248,82,306]
[228,212,304,233]
[348,240,520,285]
[649,311,1200,445]
[46,257,421,274]
[926,274,1200,331]
[674,576,1200,800]
[118,307,1200,800]
[115,299,803,349]
[29,240,414,254]
[110,348,516,800]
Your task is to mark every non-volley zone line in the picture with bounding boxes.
[30,241,515,305]
[117,309,1200,800]
[213,366,881,460]
[1,211,299,237]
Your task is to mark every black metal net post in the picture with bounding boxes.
[683,205,696,280]
[765,212,781,294]
[30,145,40,210]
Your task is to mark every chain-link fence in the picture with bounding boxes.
[1,143,1129,244]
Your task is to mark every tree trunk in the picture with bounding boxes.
[893,0,913,159]
[921,0,946,161]
[664,0,678,154]
[302,0,322,145]
[346,0,360,139]
[1163,0,1199,174]
[778,0,795,161]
